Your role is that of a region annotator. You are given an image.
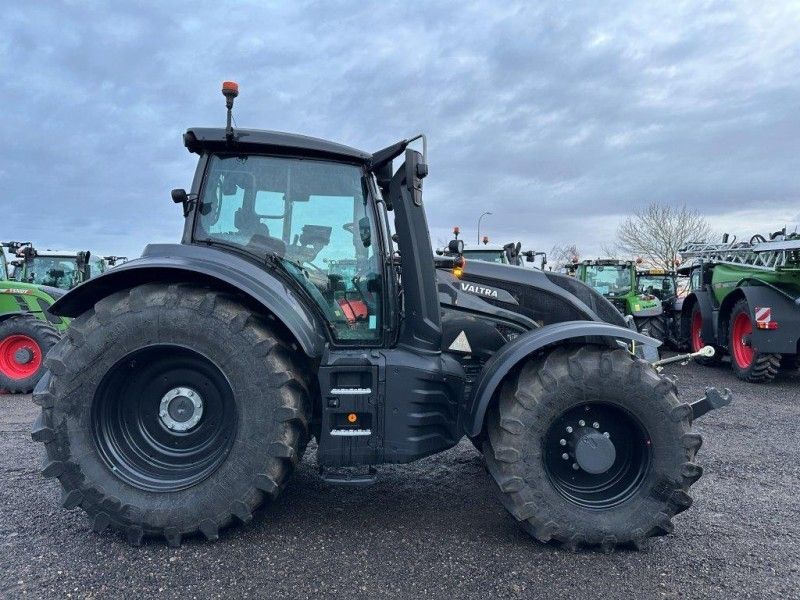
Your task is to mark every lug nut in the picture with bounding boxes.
[592,422,600,429]
[603,432,610,438]
[562,453,569,460]
[578,420,586,427]
[559,439,567,446]
[566,426,573,433]
[572,463,580,470]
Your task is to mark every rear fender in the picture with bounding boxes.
[684,290,717,345]
[722,285,800,354]
[50,244,327,357]
[462,320,660,437]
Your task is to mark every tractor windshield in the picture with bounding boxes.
[25,257,80,289]
[462,249,506,264]
[195,154,384,342]
[584,265,631,296]
[637,275,675,299]
[0,253,7,281]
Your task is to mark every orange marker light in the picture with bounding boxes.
[347,413,358,424]
[222,80,239,95]
[453,226,460,235]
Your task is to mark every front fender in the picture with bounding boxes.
[462,320,660,437]
[50,243,327,357]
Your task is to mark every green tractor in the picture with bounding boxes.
[0,242,68,392]
[13,245,102,290]
[679,230,800,382]
[571,259,666,341]
[636,268,685,348]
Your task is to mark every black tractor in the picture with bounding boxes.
[32,83,730,550]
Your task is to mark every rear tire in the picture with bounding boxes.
[728,299,780,383]
[484,345,702,551]
[0,315,60,393]
[32,283,312,546]
[633,316,667,343]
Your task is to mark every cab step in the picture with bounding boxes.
[319,466,377,487]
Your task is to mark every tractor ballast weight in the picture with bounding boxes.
[34,84,730,550]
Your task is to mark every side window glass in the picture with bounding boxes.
[195,155,383,343]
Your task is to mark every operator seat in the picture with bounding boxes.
[234,208,286,256]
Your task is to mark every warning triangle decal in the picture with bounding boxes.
[448,331,472,353]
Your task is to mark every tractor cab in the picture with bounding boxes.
[16,246,97,290]
[636,268,677,301]
[441,231,546,269]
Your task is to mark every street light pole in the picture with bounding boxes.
[477,211,492,244]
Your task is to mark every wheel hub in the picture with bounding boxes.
[544,403,651,509]
[14,347,34,365]
[159,387,203,432]
[574,430,616,474]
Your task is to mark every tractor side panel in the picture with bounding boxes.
[316,348,465,467]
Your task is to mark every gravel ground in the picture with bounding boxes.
[1,359,799,599]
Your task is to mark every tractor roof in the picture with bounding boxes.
[579,258,634,266]
[183,128,372,163]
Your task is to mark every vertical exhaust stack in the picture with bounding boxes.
[222,81,239,144]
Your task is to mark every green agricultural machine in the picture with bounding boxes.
[678,230,800,382]
[0,242,67,392]
[13,245,102,290]
[636,268,684,348]
[571,259,666,341]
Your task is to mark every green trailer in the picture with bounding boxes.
[0,243,68,392]
[679,231,800,382]
[572,259,666,341]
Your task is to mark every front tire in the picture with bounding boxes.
[728,299,780,383]
[484,346,703,551]
[0,315,60,393]
[32,283,311,546]
[689,304,721,366]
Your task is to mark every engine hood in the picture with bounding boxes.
[438,261,628,328]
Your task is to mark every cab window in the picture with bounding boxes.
[195,155,383,342]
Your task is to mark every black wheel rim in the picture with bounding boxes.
[92,345,237,492]
[543,403,651,509]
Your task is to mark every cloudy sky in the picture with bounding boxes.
[2,1,798,260]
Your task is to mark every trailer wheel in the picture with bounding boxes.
[689,304,720,366]
[728,299,780,383]
[0,315,60,393]
[32,283,311,546]
[484,345,702,551]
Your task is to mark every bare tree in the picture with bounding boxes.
[617,203,711,270]
[549,243,580,270]
[598,242,620,259]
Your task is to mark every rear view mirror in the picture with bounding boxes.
[525,252,535,263]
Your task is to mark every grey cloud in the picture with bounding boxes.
[1,0,798,259]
